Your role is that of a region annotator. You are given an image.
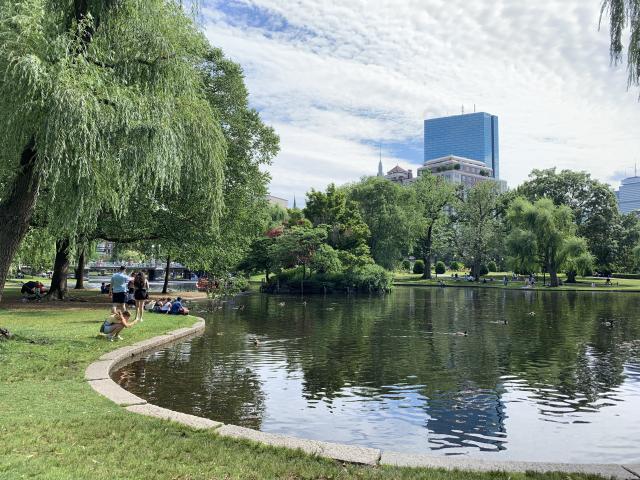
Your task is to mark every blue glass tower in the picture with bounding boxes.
[424,112,499,178]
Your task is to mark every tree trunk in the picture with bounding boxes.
[566,271,577,283]
[0,141,40,303]
[74,247,86,289]
[549,265,559,287]
[162,255,170,294]
[48,239,71,300]
[473,260,481,281]
[421,225,433,280]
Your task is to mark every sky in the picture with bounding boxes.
[201,0,640,205]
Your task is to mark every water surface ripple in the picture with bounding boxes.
[114,287,640,463]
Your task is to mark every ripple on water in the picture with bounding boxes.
[114,288,640,463]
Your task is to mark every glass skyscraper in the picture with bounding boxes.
[616,176,640,214]
[424,112,500,178]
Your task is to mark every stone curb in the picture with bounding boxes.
[380,452,638,479]
[85,317,640,478]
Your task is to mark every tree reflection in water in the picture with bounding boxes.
[115,288,640,461]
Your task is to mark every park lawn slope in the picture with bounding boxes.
[394,272,640,292]
[0,305,610,480]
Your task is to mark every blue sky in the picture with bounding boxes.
[202,0,640,206]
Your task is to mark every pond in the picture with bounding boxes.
[113,287,640,463]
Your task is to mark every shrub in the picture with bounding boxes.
[487,261,497,272]
[413,259,425,274]
[450,261,463,271]
[310,244,342,274]
[347,264,394,292]
[435,261,446,275]
[401,259,411,271]
[479,265,489,276]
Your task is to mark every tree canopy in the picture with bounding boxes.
[0,0,229,300]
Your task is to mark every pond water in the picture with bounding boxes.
[113,287,640,463]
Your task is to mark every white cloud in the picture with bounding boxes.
[203,0,640,202]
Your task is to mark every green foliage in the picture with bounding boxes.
[455,182,502,279]
[346,264,393,292]
[516,169,620,271]
[268,204,288,229]
[449,261,463,271]
[506,197,593,286]
[310,244,343,274]
[487,261,498,272]
[11,228,56,274]
[348,177,417,269]
[412,173,457,278]
[601,0,640,92]
[269,226,327,277]
[238,237,276,280]
[479,265,489,276]
[0,0,226,234]
[401,259,411,271]
[413,260,425,274]
[435,261,446,275]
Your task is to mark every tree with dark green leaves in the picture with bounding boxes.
[347,177,418,269]
[411,173,457,279]
[0,1,227,302]
[455,182,502,280]
[269,226,327,295]
[516,168,620,273]
[506,197,593,286]
[304,184,370,253]
[80,43,277,293]
[617,213,640,272]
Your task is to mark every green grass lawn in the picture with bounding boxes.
[0,286,612,479]
[393,271,640,292]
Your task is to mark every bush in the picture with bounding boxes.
[401,259,411,271]
[413,260,425,274]
[435,261,446,275]
[310,244,342,274]
[450,261,463,271]
[479,265,489,276]
[487,261,497,272]
[347,264,394,292]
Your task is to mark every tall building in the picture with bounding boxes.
[616,176,640,214]
[417,155,505,190]
[424,112,499,178]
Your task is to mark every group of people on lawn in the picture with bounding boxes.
[101,266,189,341]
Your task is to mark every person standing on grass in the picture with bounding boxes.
[133,271,149,322]
[110,266,130,313]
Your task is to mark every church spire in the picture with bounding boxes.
[293,195,297,209]
[377,144,384,176]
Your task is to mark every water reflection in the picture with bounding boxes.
[113,288,640,462]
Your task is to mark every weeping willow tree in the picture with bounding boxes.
[601,0,640,91]
[0,0,226,301]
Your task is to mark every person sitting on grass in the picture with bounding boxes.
[160,299,172,313]
[169,297,189,315]
[100,311,136,341]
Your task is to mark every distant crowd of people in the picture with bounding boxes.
[100,266,189,341]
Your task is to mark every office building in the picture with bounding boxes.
[417,155,507,192]
[616,176,640,214]
[424,112,499,178]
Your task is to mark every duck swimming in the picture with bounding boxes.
[454,330,468,336]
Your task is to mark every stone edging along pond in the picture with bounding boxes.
[85,317,640,480]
